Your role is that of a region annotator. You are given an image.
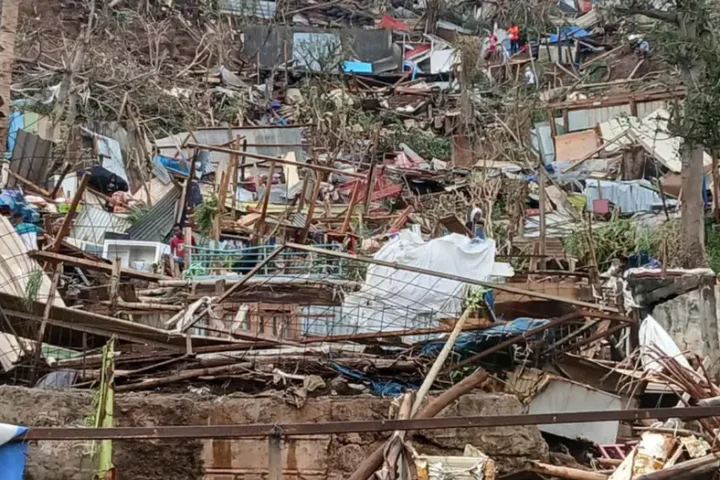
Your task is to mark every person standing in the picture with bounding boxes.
[170,224,194,271]
[508,24,520,55]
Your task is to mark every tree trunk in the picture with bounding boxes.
[0,0,19,146]
[699,279,720,380]
[680,142,708,269]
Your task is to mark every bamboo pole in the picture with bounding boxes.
[51,173,89,251]
[348,368,489,480]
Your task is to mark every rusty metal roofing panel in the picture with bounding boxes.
[125,186,181,243]
[7,130,53,188]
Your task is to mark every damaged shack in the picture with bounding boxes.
[0,0,718,479]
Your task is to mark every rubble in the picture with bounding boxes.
[0,0,718,478]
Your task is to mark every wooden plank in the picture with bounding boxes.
[31,262,62,382]
[256,161,276,237]
[29,250,170,282]
[51,173,89,251]
[300,172,323,243]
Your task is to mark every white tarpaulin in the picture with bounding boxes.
[639,315,692,372]
[341,231,509,334]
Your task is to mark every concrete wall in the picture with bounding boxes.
[650,286,720,357]
[0,386,548,480]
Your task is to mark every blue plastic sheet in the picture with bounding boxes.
[549,27,590,43]
[343,61,373,74]
[331,364,415,397]
[0,424,29,480]
[421,317,551,357]
[6,111,23,154]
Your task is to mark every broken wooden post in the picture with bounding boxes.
[176,151,198,225]
[51,173,89,251]
[411,306,473,415]
[109,258,121,312]
[256,161,276,238]
[32,262,62,383]
[300,172,323,243]
[340,182,361,235]
[50,163,73,199]
[229,136,241,216]
[184,226,193,268]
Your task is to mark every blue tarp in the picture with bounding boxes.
[331,364,416,397]
[343,61,373,74]
[0,423,29,480]
[421,317,551,357]
[6,111,23,154]
[549,27,590,43]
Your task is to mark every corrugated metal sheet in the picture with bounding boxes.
[125,187,181,243]
[7,130,53,188]
[155,126,305,180]
[218,0,276,18]
[70,203,133,244]
[636,100,667,118]
[566,100,668,132]
[531,122,555,165]
[132,177,175,205]
[243,25,394,69]
[567,105,629,131]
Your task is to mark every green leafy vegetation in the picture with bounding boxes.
[193,196,218,237]
[24,270,43,312]
[563,218,681,267]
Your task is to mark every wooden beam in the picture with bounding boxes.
[186,142,367,179]
[32,262,62,382]
[284,242,620,312]
[108,258,121,312]
[340,182,361,235]
[50,163,74,198]
[6,169,53,198]
[256,161,276,237]
[300,172,323,243]
[230,136,241,215]
[51,173,89,251]
[29,250,170,282]
[177,152,198,224]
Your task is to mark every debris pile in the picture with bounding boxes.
[0,0,718,478]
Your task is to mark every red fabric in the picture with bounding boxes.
[405,44,431,59]
[378,14,410,32]
[508,26,519,40]
[170,235,195,258]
